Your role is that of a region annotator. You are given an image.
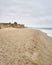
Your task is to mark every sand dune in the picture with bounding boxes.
[0,28,52,65]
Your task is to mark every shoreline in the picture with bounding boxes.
[28,27,52,37]
[39,29,52,37]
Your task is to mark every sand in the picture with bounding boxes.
[0,28,52,65]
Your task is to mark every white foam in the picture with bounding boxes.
[40,29,52,37]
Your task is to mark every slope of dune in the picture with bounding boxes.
[0,28,52,65]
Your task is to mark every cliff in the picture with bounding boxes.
[0,23,25,29]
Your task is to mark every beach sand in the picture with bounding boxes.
[0,28,52,65]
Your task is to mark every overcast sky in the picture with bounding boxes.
[0,0,52,27]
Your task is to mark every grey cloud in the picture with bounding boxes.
[0,0,52,27]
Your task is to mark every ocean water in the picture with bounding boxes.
[39,29,52,37]
[31,28,52,37]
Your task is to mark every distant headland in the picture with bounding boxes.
[0,22,25,29]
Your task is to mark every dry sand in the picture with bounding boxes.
[0,28,52,65]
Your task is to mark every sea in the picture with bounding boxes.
[39,28,52,37]
[30,27,52,37]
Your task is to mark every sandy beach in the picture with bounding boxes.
[0,28,52,65]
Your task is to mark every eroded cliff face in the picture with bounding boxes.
[0,23,25,29]
[0,28,52,65]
